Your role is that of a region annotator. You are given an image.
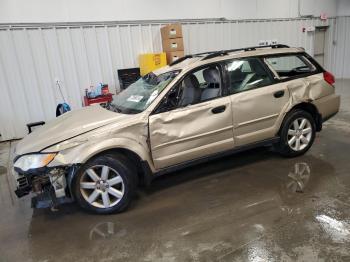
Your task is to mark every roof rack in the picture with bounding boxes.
[201,44,290,60]
[169,44,290,66]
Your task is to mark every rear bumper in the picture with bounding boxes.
[322,112,338,123]
[312,94,340,123]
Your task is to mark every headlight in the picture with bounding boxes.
[14,153,57,171]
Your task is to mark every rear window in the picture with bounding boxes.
[265,55,316,79]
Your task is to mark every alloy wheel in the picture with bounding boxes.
[287,117,312,151]
[80,165,125,209]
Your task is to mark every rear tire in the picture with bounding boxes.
[73,153,137,214]
[277,109,316,157]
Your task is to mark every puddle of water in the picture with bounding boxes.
[316,214,350,243]
[0,166,7,175]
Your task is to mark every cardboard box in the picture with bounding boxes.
[166,51,184,64]
[139,53,167,76]
[162,38,184,52]
[161,23,183,39]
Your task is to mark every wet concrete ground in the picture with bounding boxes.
[1,80,350,262]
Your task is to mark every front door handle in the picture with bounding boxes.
[273,90,285,98]
[211,105,226,114]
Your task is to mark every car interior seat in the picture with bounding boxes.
[237,59,269,91]
[201,67,221,100]
[248,59,270,86]
[229,68,247,93]
[180,74,201,106]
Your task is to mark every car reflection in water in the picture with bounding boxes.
[286,162,311,193]
[89,221,127,241]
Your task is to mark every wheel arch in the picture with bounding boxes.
[85,147,151,186]
[61,138,155,188]
[291,102,322,131]
[85,146,153,185]
[279,102,322,135]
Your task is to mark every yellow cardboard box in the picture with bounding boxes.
[139,53,167,76]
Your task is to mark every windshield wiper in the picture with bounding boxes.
[107,103,122,113]
[114,106,122,113]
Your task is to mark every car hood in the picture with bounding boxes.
[15,106,128,155]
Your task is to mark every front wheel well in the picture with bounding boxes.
[286,103,322,132]
[83,148,148,186]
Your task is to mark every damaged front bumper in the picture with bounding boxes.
[14,165,78,209]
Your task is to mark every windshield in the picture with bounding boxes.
[107,70,179,114]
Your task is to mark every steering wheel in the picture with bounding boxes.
[165,87,182,108]
[166,95,178,108]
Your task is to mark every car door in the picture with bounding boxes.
[226,57,290,146]
[149,64,234,170]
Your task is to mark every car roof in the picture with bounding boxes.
[154,45,305,75]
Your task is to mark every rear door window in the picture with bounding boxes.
[265,55,316,79]
[225,58,273,94]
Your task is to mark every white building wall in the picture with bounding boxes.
[0,17,337,140]
[0,0,338,23]
[337,0,350,16]
[332,16,350,79]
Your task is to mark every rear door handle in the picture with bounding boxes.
[211,105,226,114]
[273,90,285,98]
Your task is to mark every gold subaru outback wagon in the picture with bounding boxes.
[13,44,340,214]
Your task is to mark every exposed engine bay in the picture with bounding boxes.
[14,166,77,209]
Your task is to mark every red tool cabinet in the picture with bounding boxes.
[84,93,113,106]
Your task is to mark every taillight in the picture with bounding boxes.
[324,71,335,85]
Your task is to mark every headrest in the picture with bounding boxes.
[184,74,199,88]
[203,67,220,83]
[248,59,266,75]
[230,68,246,81]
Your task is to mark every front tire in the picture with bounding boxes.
[277,109,316,157]
[73,154,137,214]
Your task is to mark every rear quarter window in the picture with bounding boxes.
[265,54,316,79]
